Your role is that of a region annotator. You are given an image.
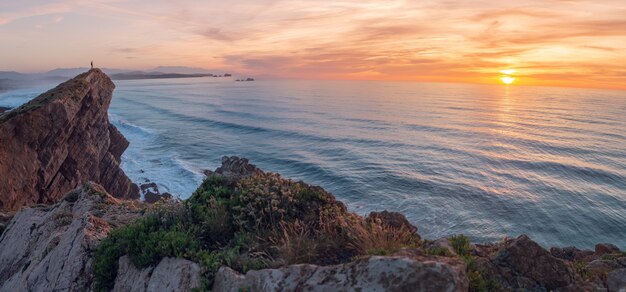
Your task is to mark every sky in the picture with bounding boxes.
[1,0,625,89]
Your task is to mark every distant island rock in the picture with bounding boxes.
[110,72,213,80]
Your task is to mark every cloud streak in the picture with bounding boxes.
[0,0,625,89]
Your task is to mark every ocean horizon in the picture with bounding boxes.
[2,76,625,248]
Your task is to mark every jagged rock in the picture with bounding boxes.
[139,182,172,203]
[113,256,201,292]
[213,255,468,292]
[367,210,418,233]
[0,69,139,211]
[550,246,594,261]
[208,156,261,183]
[476,235,581,291]
[0,183,142,291]
[607,268,626,292]
[595,243,621,256]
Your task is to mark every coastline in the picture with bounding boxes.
[0,70,624,291]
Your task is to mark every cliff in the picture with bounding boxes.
[0,69,139,211]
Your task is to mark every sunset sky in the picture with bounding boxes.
[1,0,625,89]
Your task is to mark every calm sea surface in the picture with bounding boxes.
[2,77,625,248]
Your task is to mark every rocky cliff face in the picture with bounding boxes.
[0,69,139,211]
[213,255,468,292]
[0,183,143,291]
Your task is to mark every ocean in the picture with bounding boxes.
[1,77,625,248]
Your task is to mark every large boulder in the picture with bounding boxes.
[607,268,626,292]
[113,256,202,292]
[0,183,142,291]
[213,255,468,292]
[0,69,139,211]
[476,235,582,291]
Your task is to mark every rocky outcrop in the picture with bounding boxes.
[0,106,10,114]
[473,235,626,291]
[367,210,418,233]
[213,255,468,292]
[113,256,201,292]
[139,181,173,203]
[203,156,261,183]
[0,183,142,291]
[0,69,139,211]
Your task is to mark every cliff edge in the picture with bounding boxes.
[0,69,139,211]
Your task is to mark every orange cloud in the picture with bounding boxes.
[0,0,624,90]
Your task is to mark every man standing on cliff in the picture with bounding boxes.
[91,61,93,69]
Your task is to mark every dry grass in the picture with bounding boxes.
[268,220,319,265]
[344,219,421,256]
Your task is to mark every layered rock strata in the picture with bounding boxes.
[0,69,138,211]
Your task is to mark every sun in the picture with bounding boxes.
[500,76,515,84]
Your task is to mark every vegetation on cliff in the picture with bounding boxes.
[94,160,420,291]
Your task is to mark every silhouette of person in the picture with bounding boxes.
[91,61,93,69]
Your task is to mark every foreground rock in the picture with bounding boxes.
[0,69,139,211]
[113,256,201,292]
[0,183,142,291]
[473,235,626,291]
[213,255,468,292]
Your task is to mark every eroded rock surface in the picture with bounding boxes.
[0,69,139,211]
[213,255,468,292]
[113,256,201,292]
[0,183,142,291]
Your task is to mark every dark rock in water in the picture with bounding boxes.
[595,243,620,256]
[0,106,10,114]
[140,182,159,194]
[140,181,173,203]
[0,69,139,211]
[366,210,418,233]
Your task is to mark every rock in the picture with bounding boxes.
[586,259,623,286]
[0,183,142,291]
[113,256,202,292]
[551,246,594,261]
[215,156,260,177]
[607,268,626,292]
[213,255,468,292]
[480,235,580,290]
[140,182,173,203]
[596,243,621,256]
[0,69,139,211]
[366,210,418,233]
[0,106,10,114]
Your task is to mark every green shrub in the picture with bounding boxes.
[94,172,421,291]
[449,234,471,257]
[468,269,499,292]
[426,247,451,257]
